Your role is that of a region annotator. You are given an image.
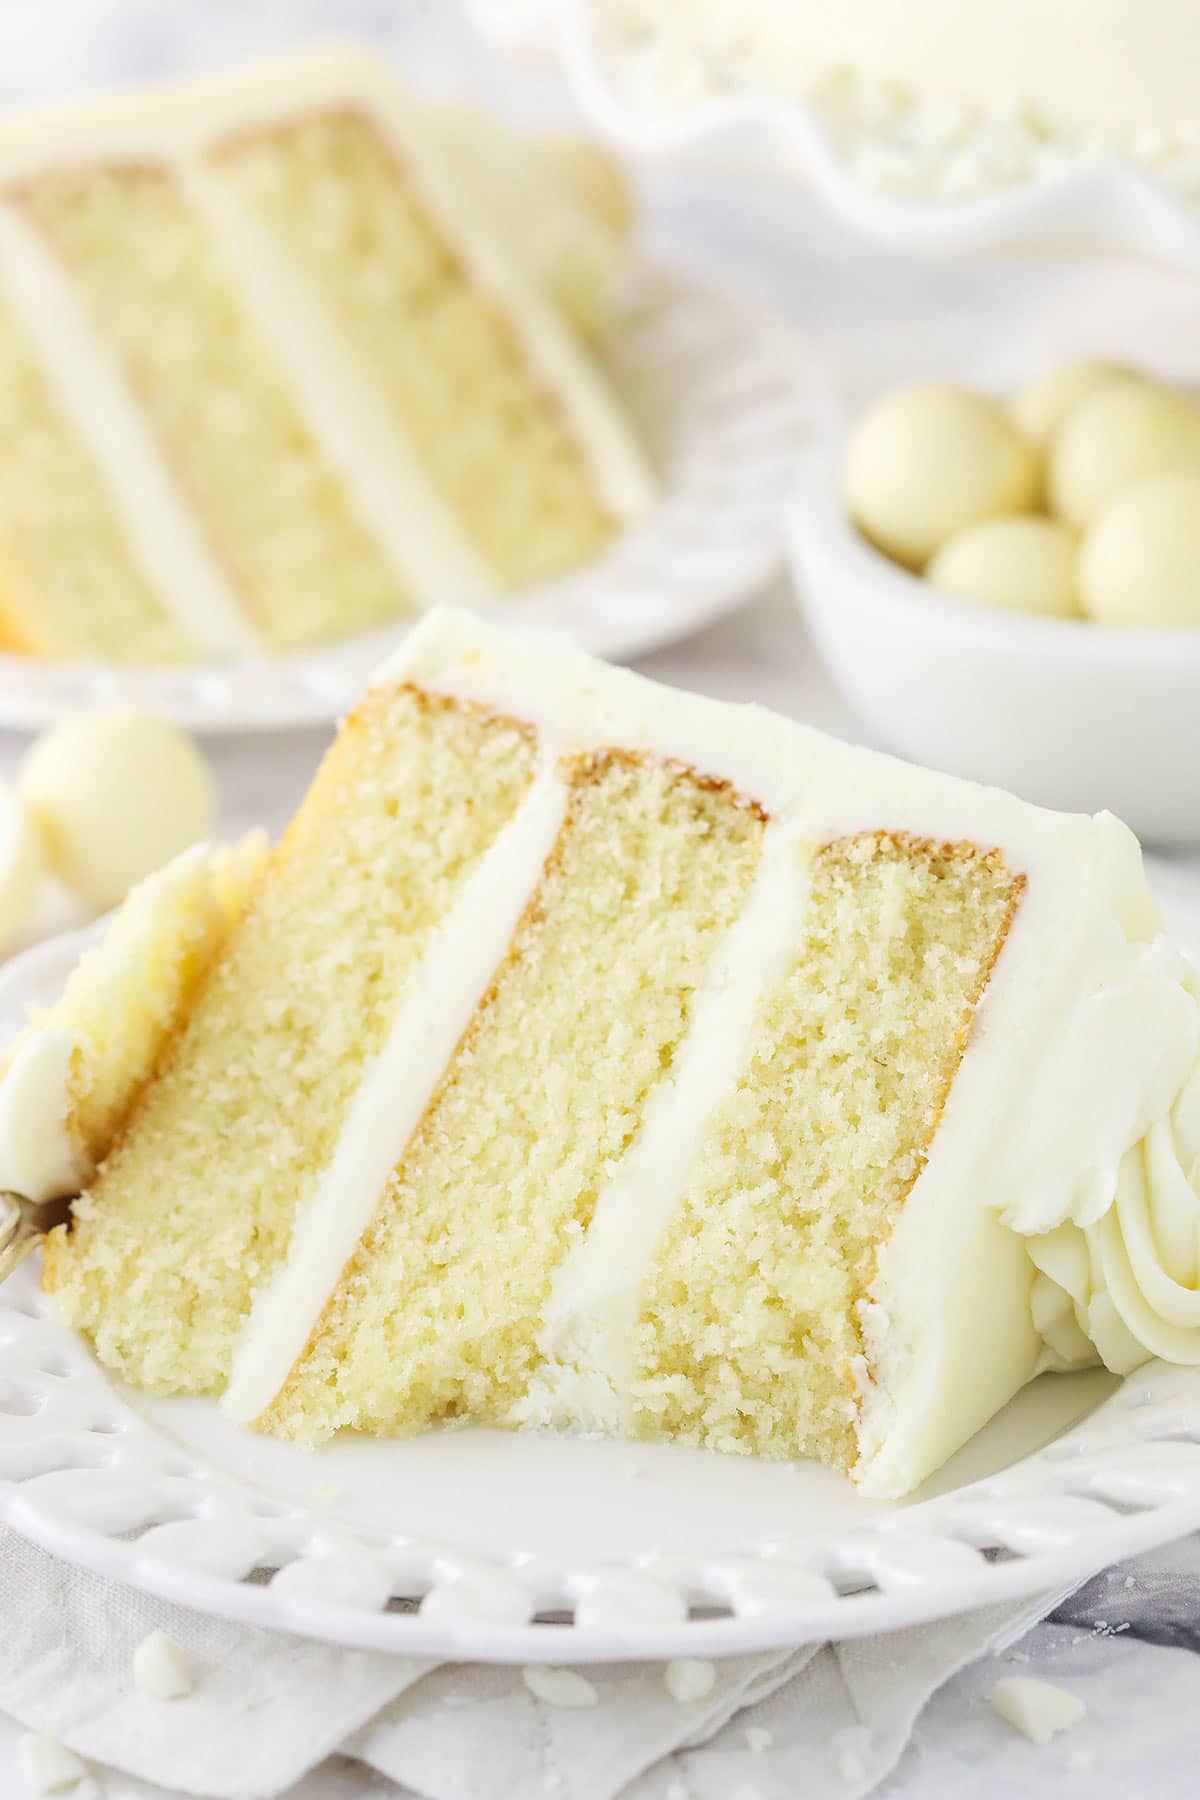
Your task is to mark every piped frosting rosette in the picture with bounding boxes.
[1029,959,1200,1376]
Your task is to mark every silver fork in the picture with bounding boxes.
[0,1191,73,1283]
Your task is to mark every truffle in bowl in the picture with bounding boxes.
[788,372,1200,845]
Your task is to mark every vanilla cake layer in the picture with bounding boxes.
[0,290,189,662]
[43,687,536,1391]
[630,836,1021,1469]
[23,608,1200,1498]
[18,163,413,654]
[0,46,653,662]
[263,750,763,1441]
[215,112,615,589]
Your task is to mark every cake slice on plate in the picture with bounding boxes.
[0,45,652,663]
[5,607,1200,1498]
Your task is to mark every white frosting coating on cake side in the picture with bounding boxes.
[0,206,258,660]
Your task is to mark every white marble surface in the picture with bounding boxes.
[1,3,1199,1797]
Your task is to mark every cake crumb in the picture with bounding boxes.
[621,1461,643,1482]
[132,1630,193,1700]
[18,1734,87,1794]
[1124,1575,1137,1590]
[992,1676,1085,1744]
[745,1724,773,1751]
[307,1482,342,1505]
[522,1666,599,1708]
[664,1658,717,1703]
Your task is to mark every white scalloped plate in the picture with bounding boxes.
[557,0,1200,269]
[0,267,812,734]
[4,909,1200,1662]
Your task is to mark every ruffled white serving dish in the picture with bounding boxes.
[2,892,1200,1660]
[555,0,1200,269]
[0,267,813,734]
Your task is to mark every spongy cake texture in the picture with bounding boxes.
[44,688,535,1389]
[264,751,764,1441]
[632,834,1020,1469]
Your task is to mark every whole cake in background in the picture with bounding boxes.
[598,0,1200,201]
[0,44,654,665]
[4,608,1200,1500]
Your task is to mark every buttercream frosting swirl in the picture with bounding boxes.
[1029,962,1200,1376]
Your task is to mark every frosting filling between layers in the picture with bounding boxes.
[514,814,815,1434]
[221,753,570,1424]
[181,163,495,612]
[0,204,258,660]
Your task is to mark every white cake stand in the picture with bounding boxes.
[553,0,1200,270]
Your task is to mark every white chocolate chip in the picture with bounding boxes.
[522,1665,599,1708]
[18,1734,87,1794]
[992,1676,1086,1744]
[132,1630,193,1701]
[745,1724,773,1752]
[664,1657,717,1703]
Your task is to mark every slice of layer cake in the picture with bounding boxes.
[7,608,1200,1498]
[0,46,652,664]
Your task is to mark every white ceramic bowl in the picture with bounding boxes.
[787,451,1200,847]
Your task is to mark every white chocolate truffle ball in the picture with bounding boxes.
[1049,381,1200,527]
[843,384,1041,569]
[20,710,215,910]
[0,781,45,950]
[1078,471,1200,628]
[928,516,1079,619]
[1009,357,1136,447]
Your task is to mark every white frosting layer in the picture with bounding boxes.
[179,167,496,612]
[0,1032,85,1204]
[222,756,569,1424]
[515,816,814,1434]
[0,205,258,660]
